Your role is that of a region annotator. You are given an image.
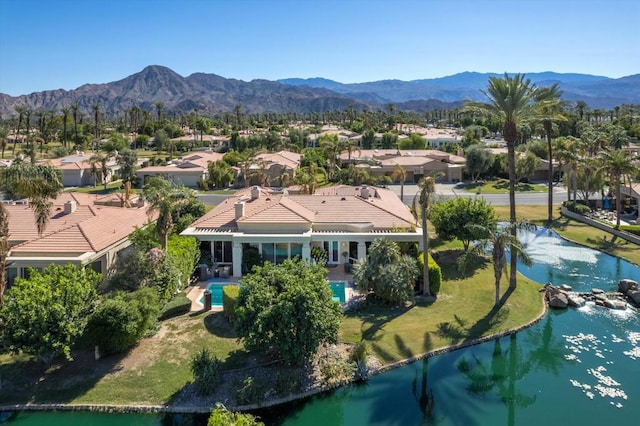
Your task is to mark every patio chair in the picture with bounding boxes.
[220,266,230,278]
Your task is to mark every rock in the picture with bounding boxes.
[567,295,586,307]
[603,299,627,310]
[628,290,640,305]
[560,284,573,291]
[549,292,569,309]
[592,288,605,294]
[618,279,638,293]
[594,293,608,302]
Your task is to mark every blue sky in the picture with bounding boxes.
[0,0,638,96]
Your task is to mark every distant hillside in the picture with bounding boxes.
[1,66,637,118]
[280,71,639,108]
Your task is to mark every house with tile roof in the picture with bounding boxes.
[46,153,119,187]
[135,151,225,188]
[248,150,302,185]
[181,184,422,278]
[339,149,465,182]
[4,192,154,287]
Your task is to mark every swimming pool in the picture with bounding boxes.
[199,281,238,306]
[328,280,347,304]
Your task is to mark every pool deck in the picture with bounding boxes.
[185,265,356,312]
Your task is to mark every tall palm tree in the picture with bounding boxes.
[142,177,196,250]
[23,107,33,148]
[0,126,8,159]
[92,103,101,144]
[71,103,80,144]
[13,105,27,153]
[154,101,164,124]
[391,163,408,203]
[534,84,566,224]
[0,203,9,305]
[413,176,436,296]
[599,149,636,227]
[61,106,71,148]
[1,163,63,236]
[468,221,534,306]
[466,73,539,289]
[116,148,138,208]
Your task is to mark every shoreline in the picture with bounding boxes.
[0,295,547,415]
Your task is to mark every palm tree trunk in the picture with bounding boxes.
[615,182,621,227]
[421,206,431,296]
[546,133,553,223]
[507,139,518,289]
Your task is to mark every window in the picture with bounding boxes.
[213,241,233,264]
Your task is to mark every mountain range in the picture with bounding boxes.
[1,65,638,118]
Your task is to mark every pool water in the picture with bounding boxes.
[199,281,237,306]
[328,281,347,304]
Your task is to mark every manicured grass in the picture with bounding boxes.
[66,181,125,194]
[340,260,544,363]
[457,179,547,194]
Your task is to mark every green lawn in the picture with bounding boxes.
[66,181,125,195]
[457,179,547,194]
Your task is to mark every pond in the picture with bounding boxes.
[4,229,639,425]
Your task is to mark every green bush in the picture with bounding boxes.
[191,348,222,395]
[159,293,192,320]
[208,403,264,426]
[273,370,304,397]
[222,285,240,323]
[350,341,368,363]
[234,376,265,406]
[619,225,640,236]
[563,200,591,215]
[86,287,160,355]
[417,252,442,295]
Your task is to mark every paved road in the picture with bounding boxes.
[196,183,567,207]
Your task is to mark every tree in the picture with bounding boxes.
[1,162,64,235]
[207,160,235,189]
[143,177,197,250]
[60,106,71,148]
[0,126,8,159]
[391,164,407,202]
[0,204,8,305]
[353,237,419,303]
[85,287,159,355]
[381,132,398,149]
[466,73,539,289]
[0,264,99,364]
[235,259,342,365]
[599,149,636,227]
[154,129,170,153]
[534,84,566,223]
[430,197,497,252]
[92,103,101,143]
[398,133,426,150]
[116,148,138,207]
[465,144,494,181]
[413,177,437,296]
[515,151,540,183]
[89,153,110,190]
[208,403,264,426]
[467,222,534,306]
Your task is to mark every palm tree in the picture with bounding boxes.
[599,149,636,227]
[13,105,27,153]
[413,176,436,296]
[61,106,71,148]
[466,73,539,289]
[92,103,101,144]
[89,153,110,190]
[23,107,33,148]
[1,163,64,236]
[391,163,407,203]
[142,177,196,250]
[71,103,80,144]
[553,136,580,201]
[154,101,164,124]
[0,126,8,159]
[534,84,566,224]
[0,203,9,305]
[468,221,534,306]
[116,149,138,208]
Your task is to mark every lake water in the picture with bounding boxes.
[4,229,639,425]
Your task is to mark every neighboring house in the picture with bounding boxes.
[135,151,224,187]
[339,149,465,182]
[423,127,460,148]
[47,153,118,187]
[250,150,301,185]
[4,192,153,287]
[621,182,640,218]
[181,185,422,278]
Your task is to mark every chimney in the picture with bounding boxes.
[251,185,260,200]
[64,200,77,214]
[235,201,245,220]
[360,184,370,199]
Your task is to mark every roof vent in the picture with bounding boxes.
[251,185,260,200]
[360,185,370,199]
[64,200,77,215]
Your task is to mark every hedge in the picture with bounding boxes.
[222,285,240,323]
[563,200,591,215]
[417,252,442,295]
[159,293,192,320]
[619,225,640,236]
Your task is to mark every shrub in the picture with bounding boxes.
[197,179,209,191]
[417,252,442,295]
[563,200,591,215]
[86,287,160,355]
[159,293,191,320]
[208,403,264,426]
[350,341,368,363]
[191,348,222,395]
[234,376,266,406]
[273,370,304,397]
[619,225,640,236]
[222,285,240,323]
[310,246,328,266]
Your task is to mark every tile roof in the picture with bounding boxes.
[189,185,416,232]
[6,198,153,255]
